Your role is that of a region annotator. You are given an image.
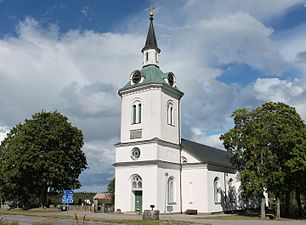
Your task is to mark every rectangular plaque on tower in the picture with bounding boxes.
[130,129,142,139]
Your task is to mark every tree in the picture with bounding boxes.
[0,111,87,207]
[107,177,115,204]
[220,102,305,218]
[285,125,306,217]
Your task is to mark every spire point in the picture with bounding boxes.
[141,5,161,54]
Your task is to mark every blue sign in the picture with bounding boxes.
[62,190,74,204]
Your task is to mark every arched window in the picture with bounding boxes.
[167,102,174,126]
[214,177,221,204]
[131,175,142,190]
[145,52,149,62]
[228,178,233,188]
[168,177,175,203]
[228,178,235,203]
[132,101,142,124]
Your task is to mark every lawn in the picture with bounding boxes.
[0,209,199,225]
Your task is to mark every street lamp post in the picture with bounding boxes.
[164,172,169,220]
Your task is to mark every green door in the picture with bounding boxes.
[134,191,142,212]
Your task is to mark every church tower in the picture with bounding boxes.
[114,7,184,213]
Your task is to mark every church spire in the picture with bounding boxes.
[142,6,160,67]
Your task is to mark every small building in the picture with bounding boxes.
[93,193,113,212]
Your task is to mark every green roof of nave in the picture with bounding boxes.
[119,65,182,93]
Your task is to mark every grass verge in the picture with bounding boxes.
[0,209,198,225]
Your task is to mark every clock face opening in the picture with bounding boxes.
[132,71,141,84]
[168,73,174,86]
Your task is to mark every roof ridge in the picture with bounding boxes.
[181,138,225,152]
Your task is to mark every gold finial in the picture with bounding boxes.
[149,5,155,18]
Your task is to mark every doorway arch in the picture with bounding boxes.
[130,174,143,212]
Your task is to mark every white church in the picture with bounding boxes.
[114,9,242,214]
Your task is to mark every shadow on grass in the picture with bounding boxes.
[196,209,306,221]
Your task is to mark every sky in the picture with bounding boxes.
[0,0,306,192]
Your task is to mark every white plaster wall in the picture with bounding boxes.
[114,163,181,213]
[116,142,180,163]
[120,88,180,144]
[116,143,158,163]
[115,165,158,212]
[160,92,180,144]
[181,165,208,213]
[207,170,224,212]
[143,49,159,66]
[157,144,180,164]
[207,170,239,212]
[156,165,181,213]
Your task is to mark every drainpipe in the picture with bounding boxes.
[178,99,183,214]
[224,172,228,211]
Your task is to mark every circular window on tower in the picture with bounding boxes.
[167,73,176,86]
[131,147,141,160]
[130,70,142,84]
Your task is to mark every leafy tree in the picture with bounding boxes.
[220,102,305,218]
[285,125,306,216]
[107,177,115,204]
[0,111,87,207]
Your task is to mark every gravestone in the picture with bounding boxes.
[143,210,159,220]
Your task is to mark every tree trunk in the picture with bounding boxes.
[260,197,266,218]
[296,190,302,218]
[285,191,290,217]
[275,192,281,218]
[40,185,48,208]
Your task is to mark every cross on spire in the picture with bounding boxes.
[149,5,155,19]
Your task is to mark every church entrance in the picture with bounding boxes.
[131,175,143,212]
[134,191,142,212]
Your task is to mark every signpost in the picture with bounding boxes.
[62,190,74,212]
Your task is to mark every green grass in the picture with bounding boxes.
[195,213,304,221]
[195,215,265,220]
[0,209,196,225]
[0,222,19,225]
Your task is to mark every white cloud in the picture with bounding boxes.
[254,78,304,100]
[0,17,141,191]
[277,23,306,73]
[78,139,116,192]
[191,133,225,150]
[253,77,306,117]
[0,126,9,143]
[176,0,303,23]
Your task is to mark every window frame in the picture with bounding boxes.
[132,100,142,124]
[214,177,221,204]
[167,101,175,126]
[167,176,175,204]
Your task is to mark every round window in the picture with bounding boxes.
[131,147,141,160]
[167,73,175,86]
[131,70,141,84]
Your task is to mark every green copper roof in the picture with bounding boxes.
[119,65,182,93]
